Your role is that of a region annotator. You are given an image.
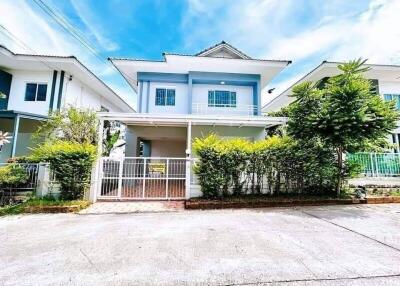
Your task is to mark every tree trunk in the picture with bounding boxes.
[336,147,343,197]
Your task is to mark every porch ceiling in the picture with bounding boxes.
[98,113,287,128]
[0,110,47,120]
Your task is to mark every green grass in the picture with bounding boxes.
[0,198,90,216]
[389,190,400,196]
[0,204,25,216]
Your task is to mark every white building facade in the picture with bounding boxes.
[0,45,134,162]
[91,42,290,201]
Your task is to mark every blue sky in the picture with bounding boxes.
[0,0,399,109]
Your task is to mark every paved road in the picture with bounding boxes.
[2,204,400,285]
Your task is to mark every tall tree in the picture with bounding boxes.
[287,59,399,195]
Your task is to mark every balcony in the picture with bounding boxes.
[192,103,258,117]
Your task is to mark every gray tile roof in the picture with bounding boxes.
[195,40,251,59]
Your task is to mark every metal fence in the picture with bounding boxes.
[347,153,400,177]
[0,163,41,191]
[99,157,187,200]
[0,163,43,205]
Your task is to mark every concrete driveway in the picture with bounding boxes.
[1,204,400,286]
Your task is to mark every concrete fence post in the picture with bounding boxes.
[89,160,100,202]
[185,159,191,199]
[36,164,50,197]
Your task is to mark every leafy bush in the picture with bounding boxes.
[286,59,399,195]
[0,164,29,187]
[193,134,348,199]
[193,134,224,198]
[6,156,40,163]
[34,107,98,144]
[30,141,97,200]
[102,120,125,156]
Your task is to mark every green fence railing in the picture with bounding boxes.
[347,153,400,177]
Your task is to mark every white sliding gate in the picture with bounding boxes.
[98,157,187,200]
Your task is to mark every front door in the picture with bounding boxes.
[142,140,151,157]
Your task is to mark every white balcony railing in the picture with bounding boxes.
[192,103,258,116]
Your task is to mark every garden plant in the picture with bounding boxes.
[30,107,99,200]
[286,59,399,195]
[0,164,29,205]
[193,134,341,199]
[30,141,97,200]
[194,59,398,199]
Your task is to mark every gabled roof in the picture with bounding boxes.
[195,41,251,59]
[262,60,400,112]
[110,41,291,93]
[0,45,134,112]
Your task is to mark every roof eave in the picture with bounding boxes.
[108,58,139,93]
[0,45,134,112]
[110,54,291,66]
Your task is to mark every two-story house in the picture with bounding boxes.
[262,61,400,151]
[0,45,134,162]
[92,41,290,201]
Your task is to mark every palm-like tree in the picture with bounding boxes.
[0,131,12,152]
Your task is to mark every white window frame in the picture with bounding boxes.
[208,90,237,108]
[154,86,176,107]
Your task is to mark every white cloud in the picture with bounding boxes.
[263,0,400,106]
[266,0,400,64]
[0,0,69,55]
[0,0,134,108]
[183,0,292,53]
[70,0,119,52]
[184,0,400,107]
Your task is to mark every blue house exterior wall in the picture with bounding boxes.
[137,72,261,115]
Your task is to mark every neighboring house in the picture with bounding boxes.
[0,45,134,162]
[92,41,290,201]
[263,61,400,151]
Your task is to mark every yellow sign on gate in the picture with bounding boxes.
[148,163,166,174]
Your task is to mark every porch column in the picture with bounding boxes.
[89,118,104,202]
[11,115,20,158]
[185,121,192,199]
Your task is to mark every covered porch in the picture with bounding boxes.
[0,111,46,163]
[92,113,287,201]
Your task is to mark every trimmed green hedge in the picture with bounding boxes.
[31,141,97,200]
[0,164,29,187]
[193,134,342,199]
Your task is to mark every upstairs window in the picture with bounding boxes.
[155,88,175,106]
[25,83,47,102]
[384,94,400,110]
[208,90,236,107]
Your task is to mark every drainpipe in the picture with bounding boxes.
[11,115,20,158]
